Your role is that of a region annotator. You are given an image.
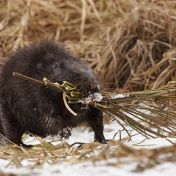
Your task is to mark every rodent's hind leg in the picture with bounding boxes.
[2,122,24,146]
[87,108,107,144]
[4,127,32,148]
[0,110,27,146]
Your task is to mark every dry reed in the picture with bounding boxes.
[93,1,176,90]
[1,1,176,91]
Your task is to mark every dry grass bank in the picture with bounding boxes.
[0,0,176,90]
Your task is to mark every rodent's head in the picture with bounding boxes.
[53,57,101,97]
[61,58,100,97]
[33,42,101,97]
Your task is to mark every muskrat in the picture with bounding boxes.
[0,41,106,147]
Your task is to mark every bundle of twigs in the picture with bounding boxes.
[13,72,176,142]
[99,89,176,140]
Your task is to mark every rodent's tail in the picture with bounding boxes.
[0,119,3,135]
[0,107,4,143]
[0,119,3,145]
[0,115,5,145]
[0,114,3,134]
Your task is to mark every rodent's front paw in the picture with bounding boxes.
[59,127,72,139]
[94,138,108,144]
[99,139,108,144]
[21,143,33,148]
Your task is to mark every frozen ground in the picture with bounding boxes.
[0,121,176,176]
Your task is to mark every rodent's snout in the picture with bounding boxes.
[83,82,101,97]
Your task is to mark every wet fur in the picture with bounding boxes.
[0,41,106,146]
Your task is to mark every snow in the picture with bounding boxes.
[0,120,176,176]
[80,93,103,105]
[1,157,176,176]
[111,93,129,99]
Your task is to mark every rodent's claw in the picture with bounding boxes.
[21,143,33,148]
[94,138,108,144]
[59,127,72,139]
[100,139,108,144]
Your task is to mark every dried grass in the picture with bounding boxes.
[0,139,176,172]
[0,173,17,176]
[0,0,123,59]
[93,1,176,90]
[2,0,176,91]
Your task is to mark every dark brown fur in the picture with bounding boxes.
[0,41,106,146]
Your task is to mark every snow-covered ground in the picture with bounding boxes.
[0,121,176,176]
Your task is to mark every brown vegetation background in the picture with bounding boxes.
[0,0,176,91]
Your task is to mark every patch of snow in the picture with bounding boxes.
[81,93,103,105]
[111,93,129,99]
[0,120,176,176]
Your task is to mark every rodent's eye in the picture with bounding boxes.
[74,72,80,77]
[51,62,59,69]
